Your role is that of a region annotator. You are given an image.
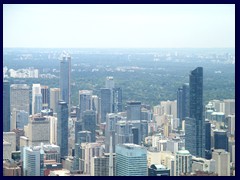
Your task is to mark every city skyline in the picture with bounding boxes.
[3,4,235,48]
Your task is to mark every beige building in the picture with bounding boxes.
[212,149,230,176]
[50,88,60,113]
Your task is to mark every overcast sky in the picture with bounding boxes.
[3,4,235,48]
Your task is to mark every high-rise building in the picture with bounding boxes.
[12,109,28,130]
[116,143,147,176]
[227,114,235,136]
[32,84,42,115]
[223,99,235,117]
[10,84,30,114]
[174,149,192,176]
[100,88,112,123]
[213,129,228,151]
[185,67,204,157]
[22,146,44,176]
[79,90,93,119]
[91,153,116,176]
[41,85,50,110]
[45,116,57,145]
[212,149,230,176]
[91,95,100,124]
[105,76,115,89]
[3,160,21,176]
[27,114,50,146]
[127,101,141,120]
[205,120,212,159]
[115,121,133,145]
[3,132,16,153]
[83,110,96,142]
[3,81,11,132]
[177,83,189,127]
[50,88,60,113]
[59,52,71,107]
[113,87,123,113]
[75,120,83,143]
[57,101,69,159]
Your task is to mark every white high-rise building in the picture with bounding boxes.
[50,88,60,113]
[174,149,192,176]
[212,149,230,176]
[32,84,42,115]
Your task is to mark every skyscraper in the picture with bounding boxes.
[205,120,211,159]
[116,143,147,176]
[27,114,50,146]
[174,149,192,176]
[212,149,230,176]
[32,84,42,115]
[41,85,50,110]
[100,88,112,123]
[213,129,228,151]
[50,88,60,113]
[59,52,71,108]
[57,101,69,159]
[127,101,141,120]
[185,67,204,157]
[22,146,44,176]
[177,83,189,127]
[113,87,123,113]
[3,81,10,132]
[10,84,30,114]
[82,110,96,142]
[79,90,93,119]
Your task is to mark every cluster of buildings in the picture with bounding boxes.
[3,53,235,176]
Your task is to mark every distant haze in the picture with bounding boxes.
[3,4,235,48]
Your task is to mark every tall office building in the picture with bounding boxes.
[32,84,43,115]
[22,146,44,176]
[10,84,30,114]
[212,149,230,176]
[91,153,116,176]
[185,67,204,157]
[41,85,50,110]
[116,143,147,176]
[50,88,60,113]
[127,101,141,120]
[92,95,100,124]
[213,130,228,151]
[115,121,133,145]
[177,83,189,127]
[83,110,96,142]
[27,114,50,146]
[59,52,71,107]
[174,149,192,176]
[100,88,112,123]
[227,114,235,136]
[205,120,212,159]
[3,81,11,132]
[57,101,69,159]
[79,90,93,119]
[223,99,235,117]
[113,87,123,113]
[105,76,115,89]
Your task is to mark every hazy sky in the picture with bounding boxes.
[3,4,235,48]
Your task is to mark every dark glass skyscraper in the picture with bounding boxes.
[214,130,228,151]
[185,67,204,157]
[127,101,141,120]
[177,83,189,127]
[100,88,112,123]
[82,110,96,142]
[3,81,10,132]
[57,101,69,159]
[59,53,71,107]
[205,120,212,159]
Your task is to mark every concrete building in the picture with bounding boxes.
[3,160,21,176]
[3,132,16,152]
[10,84,30,114]
[91,153,116,176]
[192,157,215,173]
[127,101,141,120]
[32,84,43,115]
[78,90,93,119]
[174,149,192,176]
[50,88,60,113]
[212,149,230,176]
[41,85,50,109]
[27,114,50,146]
